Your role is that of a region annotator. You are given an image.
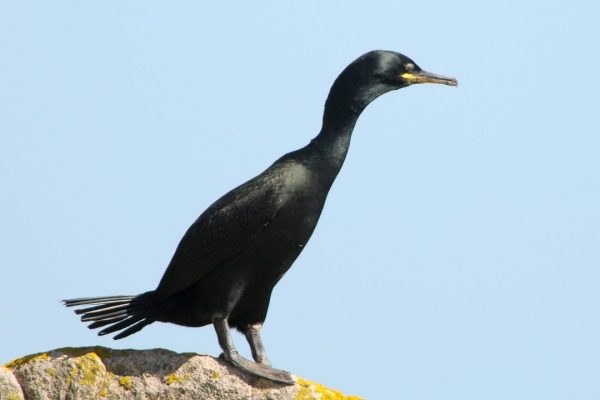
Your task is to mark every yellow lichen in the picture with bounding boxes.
[80,353,103,385]
[210,370,221,380]
[66,352,105,386]
[46,367,57,377]
[164,373,178,385]
[6,392,21,400]
[4,352,50,369]
[295,377,363,400]
[98,373,111,396]
[66,364,76,386]
[119,376,133,390]
[164,372,190,385]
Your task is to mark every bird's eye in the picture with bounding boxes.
[405,63,415,72]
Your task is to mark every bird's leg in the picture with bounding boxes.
[214,318,239,360]
[213,318,294,384]
[244,323,271,366]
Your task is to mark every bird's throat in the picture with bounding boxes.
[311,113,358,174]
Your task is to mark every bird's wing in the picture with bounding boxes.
[154,172,285,299]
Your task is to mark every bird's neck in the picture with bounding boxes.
[309,96,365,174]
[299,77,388,181]
[310,118,356,171]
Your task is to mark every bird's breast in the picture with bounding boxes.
[258,173,329,271]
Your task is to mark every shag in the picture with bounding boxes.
[64,50,457,384]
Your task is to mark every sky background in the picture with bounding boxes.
[1,1,599,399]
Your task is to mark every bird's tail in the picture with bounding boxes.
[63,292,155,340]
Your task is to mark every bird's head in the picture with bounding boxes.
[365,50,457,88]
[325,50,457,117]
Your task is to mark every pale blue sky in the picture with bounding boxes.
[1,1,599,399]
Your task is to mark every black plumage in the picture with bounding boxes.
[64,50,456,383]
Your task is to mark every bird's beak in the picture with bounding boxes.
[401,70,458,87]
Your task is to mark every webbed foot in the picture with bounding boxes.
[221,352,294,384]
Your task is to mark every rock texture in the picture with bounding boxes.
[1,347,362,400]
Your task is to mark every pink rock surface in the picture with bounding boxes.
[1,347,362,400]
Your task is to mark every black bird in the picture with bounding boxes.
[64,50,457,384]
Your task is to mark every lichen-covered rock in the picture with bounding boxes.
[0,366,24,400]
[1,347,362,400]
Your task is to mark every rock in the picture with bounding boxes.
[0,366,24,400]
[1,347,362,400]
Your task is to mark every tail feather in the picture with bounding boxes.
[80,305,145,322]
[63,292,155,340]
[114,319,153,340]
[88,316,129,330]
[64,296,135,306]
[99,315,145,336]
[82,310,129,322]
[74,303,131,315]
